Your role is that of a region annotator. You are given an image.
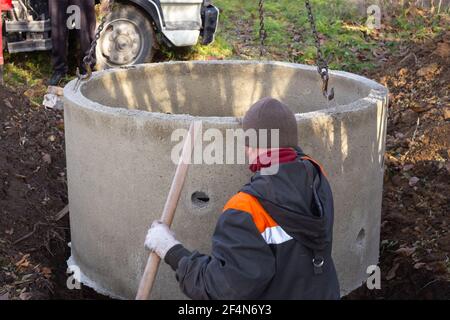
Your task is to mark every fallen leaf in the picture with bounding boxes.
[386,262,400,281]
[15,254,31,269]
[385,212,410,225]
[409,177,420,187]
[395,246,416,257]
[386,154,399,165]
[417,63,440,80]
[410,102,432,113]
[414,262,426,269]
[443,107,450,121]
[21,274,34,281]
[0,293,9,300]
[433,41,450,58]
[19,292,32,300]
[42,153,52,165]
[41,267,52,278]
[391,175,404,187]
[406,5,426,18]
[403,164,414,171]
[47,86,64,96]
[395,132,405,139]
[3,99,13,109]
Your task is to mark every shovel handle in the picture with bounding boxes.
[136,122,197,300]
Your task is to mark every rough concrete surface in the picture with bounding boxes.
[63,61,388,299]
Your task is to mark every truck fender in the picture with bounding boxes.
[126,0,165,30]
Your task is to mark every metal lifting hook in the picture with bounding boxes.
[319,68,334,101]
[74,63,92,92]
[73,0,114,92]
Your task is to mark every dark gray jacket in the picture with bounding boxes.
[165,149,340,300]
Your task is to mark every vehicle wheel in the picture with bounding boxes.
[96,3,156,70]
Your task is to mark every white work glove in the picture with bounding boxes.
[145,221,181,259]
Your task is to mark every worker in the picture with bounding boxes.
[48,0,97,86]
[145,97,340,300]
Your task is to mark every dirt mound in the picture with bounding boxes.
[347,31,450,299]
[0,87,104,300]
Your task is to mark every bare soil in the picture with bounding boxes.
[347,30,450,299]
[0,87,105,300]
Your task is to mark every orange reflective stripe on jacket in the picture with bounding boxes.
[223,192,293,245]
[223,192,277,233]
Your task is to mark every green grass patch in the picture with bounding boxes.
[2,0,447,95]
[213,0,446,72]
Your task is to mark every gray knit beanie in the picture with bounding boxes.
[242,97,298,148]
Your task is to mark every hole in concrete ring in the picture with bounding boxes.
[191,191,210,208]
[356,228,366,248]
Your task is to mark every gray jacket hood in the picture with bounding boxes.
[241,149,334,251]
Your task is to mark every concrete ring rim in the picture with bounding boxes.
[63,60,388,125]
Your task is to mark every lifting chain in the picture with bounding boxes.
[74,0,334,100]
[304,0,334,101]
[74,0,115,91]
[257,0,335,100]
[258,0,267,57]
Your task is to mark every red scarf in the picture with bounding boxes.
[249,148,298,173]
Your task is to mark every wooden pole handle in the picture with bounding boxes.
[135,122,197,300]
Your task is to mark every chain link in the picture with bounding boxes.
[75,0,115,90]
[258,0,267,57]
[305,0,326,71]
[304,0,334,100]
[75,0,334,100]
[257,0,334,100]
